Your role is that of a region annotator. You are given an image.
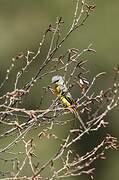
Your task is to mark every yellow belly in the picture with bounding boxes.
[54,85,61,95]
[53,85,73,107]
[60,96,71,107]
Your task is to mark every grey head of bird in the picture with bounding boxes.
[52,75,64,85]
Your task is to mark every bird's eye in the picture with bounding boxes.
[53,79,59,83]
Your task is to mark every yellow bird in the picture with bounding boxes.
[52,75,75,109]
[51,75,87,131]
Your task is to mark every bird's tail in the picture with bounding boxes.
[68,106,87,132]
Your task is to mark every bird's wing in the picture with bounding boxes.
[64,92,75,105]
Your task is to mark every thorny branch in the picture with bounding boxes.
[0,1,118,180]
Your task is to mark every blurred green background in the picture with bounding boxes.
[0,0,119,179]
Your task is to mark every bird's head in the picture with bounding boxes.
[52,75,64,86]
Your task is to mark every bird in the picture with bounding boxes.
[51,75,87,131]
[51,75,75,108]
